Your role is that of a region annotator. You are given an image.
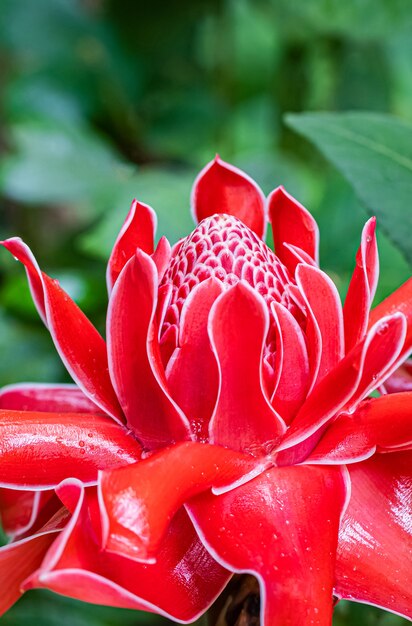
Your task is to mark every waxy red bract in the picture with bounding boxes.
[0,157,411,625]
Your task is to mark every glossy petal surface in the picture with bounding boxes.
[277,314,408,453]
[99,442,265,560]
[385,361,412,393]
[0,507,68,616]
[296,264,344,389]
[0,383,99,413]
[167,279,223,440]
[1,238,124,423]
[270,302,310,424]
[0,410,141,488]
[268,186,319,273]
[107,249,191,448]
[188,465,347,626]
[0,489,40,537]
[370,277,412,359]
[343,218,379,352]
[107,199,156,293]
[25,481,230,622]
[208,284,285,454]
[336,453,412,620]
[191,156,266,238]
[308,393,412,463]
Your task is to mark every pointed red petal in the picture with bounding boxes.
[99,442,265,560]
[0,383,100,413]
[107,249,191,448]
[268,186,319,274]
[0,507,68,616]
[167,279,224,440]
[296,264,344,390]
[208,284,285,454]
[25,481,230,622]
[191,156,266,239]
[1,237,47,323]
[270,302,310,424]
[106,199,156,293]
[345,312,406,411]
[369,277,412,360]
[343,218,379,352]
[335,453,412,620]
[1,238,124,423]
[188,465,347,626]
[277,314,405,454]
[0,410,141,489]
[151,236,171,282]
[308,393,412,463]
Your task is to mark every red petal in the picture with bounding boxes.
[296,264,344,390]
[0,410,141,489]
[0,506,68,616]
[270,302,310,424]
[188,465,347,626]
[1,239,124,423]
[167,279,224,440]
[107,249,191,448]
[191,156,266,239]
[0,383,100,413]
[151,236,171,283]
[277,314,405,454]
[385,361,412,393]
[25,481,230,622]
[106,199,156,293]
[343,218,379,352]
[335,453,412,620]
[0,489,39,537]
[208,284,285,454]
[0,489,60,540]
[345,312,406,411]
[99,442,265,560]
[268,186,319,274]
[283,243,318,267]
[308,393,412,463]
[369,277,412,360]
[1,238,47,323]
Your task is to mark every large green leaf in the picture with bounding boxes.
[285,112,412,266]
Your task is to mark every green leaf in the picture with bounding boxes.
[0,589,165,626]
[0,120,132,219]
[285,112,412,265]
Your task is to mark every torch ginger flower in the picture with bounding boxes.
[0,156,411,625]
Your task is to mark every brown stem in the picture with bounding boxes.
[209,575,261,626]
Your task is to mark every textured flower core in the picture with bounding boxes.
[161,215,295,370]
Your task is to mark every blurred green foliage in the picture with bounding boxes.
[0,0,411,624]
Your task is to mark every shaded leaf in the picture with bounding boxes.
[285,112,412,265]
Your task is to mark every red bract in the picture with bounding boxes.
[0,155,411,625]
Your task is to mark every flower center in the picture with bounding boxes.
[160,215,295,377]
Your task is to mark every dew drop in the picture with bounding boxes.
[79,440,85,447]
[377,322,389,335]
[80,449,86,455]
[87,432,93,438]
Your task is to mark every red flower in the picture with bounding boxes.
[0,156,411,624]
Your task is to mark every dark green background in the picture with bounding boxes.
[0,1,410,624]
